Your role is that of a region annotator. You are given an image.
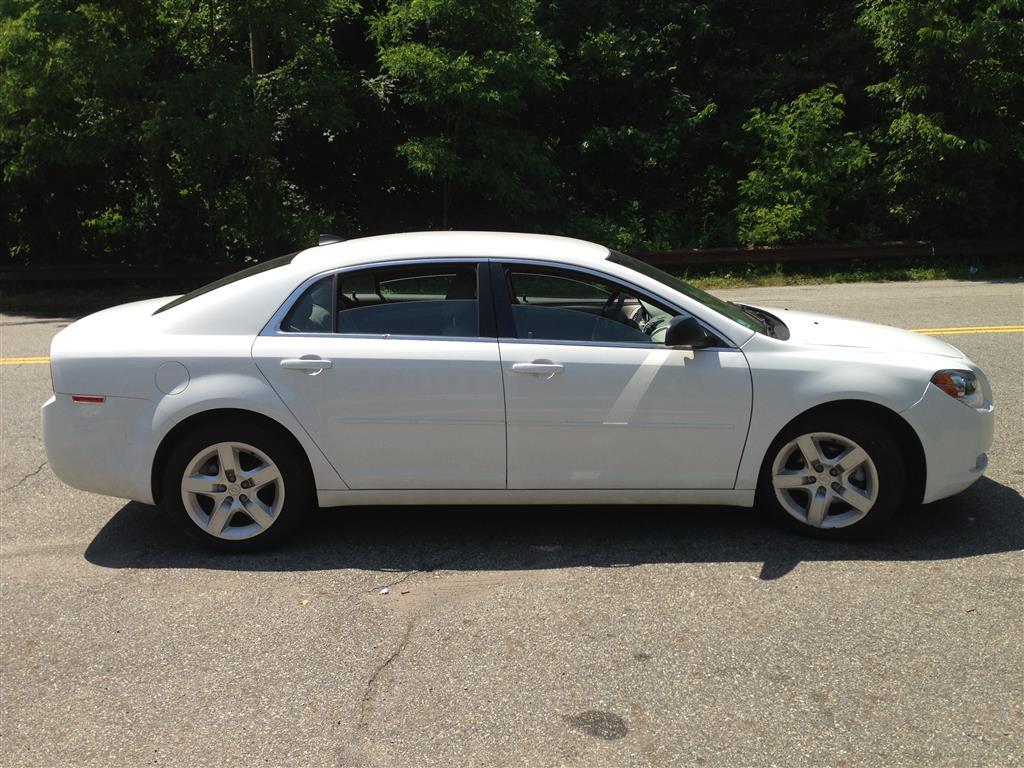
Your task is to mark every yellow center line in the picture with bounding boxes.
[0,325,1020,365]
[911,324,1023,332]
[0,357,50,365]
[913,325,1024,335]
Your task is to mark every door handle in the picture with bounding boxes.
[280,357,333,372]
[512,361,564,376]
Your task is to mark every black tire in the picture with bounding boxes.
[162,419,313,552]
[756,412,905,540]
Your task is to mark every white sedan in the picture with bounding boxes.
[42,232,994,550]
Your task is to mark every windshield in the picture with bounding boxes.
[153,252,298,314]
[607,251,766,333]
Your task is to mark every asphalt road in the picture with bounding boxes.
[2,279,1022,768]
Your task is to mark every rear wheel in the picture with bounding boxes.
[162,420,312,551]
[757,414,905,539]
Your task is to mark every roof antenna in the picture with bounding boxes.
[318,234,344,246]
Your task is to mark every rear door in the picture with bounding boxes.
[253,260,506,489]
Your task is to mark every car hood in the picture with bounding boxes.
[754,306,965,359]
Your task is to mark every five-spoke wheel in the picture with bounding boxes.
[771,432,878,529]
[163,420,311,551]
[758,413,904,538]
[180,441,285,540]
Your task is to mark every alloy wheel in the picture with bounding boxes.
[179,441,285,540]
[770,431,879,529]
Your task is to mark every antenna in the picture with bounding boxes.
[318,234,344,246]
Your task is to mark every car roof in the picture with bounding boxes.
[291,231,610,271]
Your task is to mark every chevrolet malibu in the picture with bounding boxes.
[42,232,994,550]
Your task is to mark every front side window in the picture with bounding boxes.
[502,266,677,344]
[336,264,480,337]
[606,251,766,333]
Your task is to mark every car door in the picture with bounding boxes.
[492,261,752,489]
[252,260,506,489]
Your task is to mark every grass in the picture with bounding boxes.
[671,254,1024,290]
[2,255,1021,317]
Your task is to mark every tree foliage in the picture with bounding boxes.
[1,0,1021,265]
[737,85,875,245]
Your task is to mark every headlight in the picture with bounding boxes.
[931,370,985,408]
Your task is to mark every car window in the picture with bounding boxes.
[606,251,766,334]
[503,266,677,344]
[335,264,480,337]
[281,276,334,333]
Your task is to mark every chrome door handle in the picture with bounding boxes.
[280,357,333,371]
[511,361,564,376]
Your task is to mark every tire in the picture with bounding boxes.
[756,412,905,540]
[162,419,313,551]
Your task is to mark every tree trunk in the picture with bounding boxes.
[249,21,268,75]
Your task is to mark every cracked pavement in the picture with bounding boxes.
[1,280,1022,767]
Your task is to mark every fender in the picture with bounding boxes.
[735,336,935,490]
[148,368,349,498]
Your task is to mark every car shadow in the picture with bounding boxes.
[84,477,1023,580]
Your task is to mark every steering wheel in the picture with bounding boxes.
[639,316,660,336]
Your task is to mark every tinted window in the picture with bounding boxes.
[503,266,677,344]
[335,264,479,338]
[606,251,765,333]
[154,252,298,315]
[281,276,333,333]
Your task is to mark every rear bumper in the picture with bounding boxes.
[901,384,995,504]
[41,394,157,504]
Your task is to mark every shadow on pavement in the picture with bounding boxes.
[85,476,1023,580]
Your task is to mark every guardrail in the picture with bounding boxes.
[632,237,1024,265]
[2,238,1021,283]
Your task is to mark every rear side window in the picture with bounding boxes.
[278,264,484,338]
[281,276,334,333]
[336,264,479,337]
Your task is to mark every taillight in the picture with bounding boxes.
[71,395,105,405]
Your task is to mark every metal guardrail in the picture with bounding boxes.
[632,237,1024,266]
[2,238,1021,283]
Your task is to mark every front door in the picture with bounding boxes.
[493,262,752,489]
[253,261,505,489]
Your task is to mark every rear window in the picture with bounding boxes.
[153,252,299,315]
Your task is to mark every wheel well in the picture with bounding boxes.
[150,408,315,505]
[777,399,926,505]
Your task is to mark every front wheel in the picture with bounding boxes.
[162,420,312,551]
[757,414,905,539]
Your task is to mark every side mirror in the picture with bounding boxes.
[664,316,712,348]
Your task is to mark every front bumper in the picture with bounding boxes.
[901,384,995,504]
[41,394,157,504]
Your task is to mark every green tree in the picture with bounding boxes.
[736,85,875,245]
[0,0,362,266]
[369,0,561,228]
[859,0,1024,236]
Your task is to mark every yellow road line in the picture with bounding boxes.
[0,357,50,365]
[914,326,1023,336]
[0,324,1020,364]
[912,324,1024,332]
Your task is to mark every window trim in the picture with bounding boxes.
[486,260,735,350]
[262,258,497,341]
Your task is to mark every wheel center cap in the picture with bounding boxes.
[229,485,240,495]
[819,475,829,486]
